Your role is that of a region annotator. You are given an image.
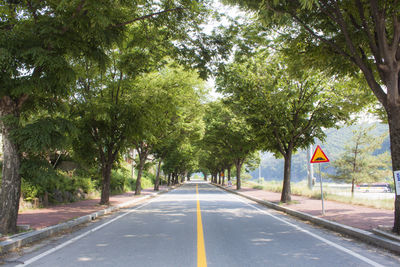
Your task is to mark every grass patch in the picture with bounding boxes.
[252,185,264,190]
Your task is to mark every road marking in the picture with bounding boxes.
[16,198,158,267]
[217,187,384,267]
[196,184,207,267]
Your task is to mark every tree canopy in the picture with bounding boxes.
[2,0,400,235]
[223,0,400,232]
[217,51,367,201]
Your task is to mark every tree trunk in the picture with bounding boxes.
[351,177,355,198]
[135,156,146,195]
[203,172,207,181]
[235,160,242,190]
[154,160,162,191]
[280,150,292,203]
[0,114,22,234]
[172,173,176,185]
[100,159,113,205]
[387,103,400,233]
[228,167,231,181]
[131,148,136,179]
[167,173,171,186]
[222,170,225,185]
[218,172,221,184]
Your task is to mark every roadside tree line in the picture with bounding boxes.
[227,0,400,234]
[0,0,215,235]
[3,0,400,236]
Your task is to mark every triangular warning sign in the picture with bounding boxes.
[310,145,329,163]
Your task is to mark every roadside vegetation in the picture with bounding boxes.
[2,0,400,236]
[6,161,160,212]
[246,180,394,210]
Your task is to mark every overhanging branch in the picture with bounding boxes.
[113,7,184,28]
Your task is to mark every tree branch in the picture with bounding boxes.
[370,0,391,64]
[113,7,184,28]
[61,0,86,33]
[272,128,287,157]
[276,1,353,62]
[355,0,381,63]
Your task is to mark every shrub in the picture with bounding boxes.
[111,167,134,194]
[21,179,40,201]
[252,185,264,190]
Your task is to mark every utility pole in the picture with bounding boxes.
[258,151,262,183]
[307,145,314,190]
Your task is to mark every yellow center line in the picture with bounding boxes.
[196,184,207,267]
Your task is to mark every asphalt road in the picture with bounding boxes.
[2,181,400,267]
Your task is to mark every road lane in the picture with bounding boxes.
[199,183,398,266]
[11,184,199,267]
[196,184,207,267]
[3,181,400,267]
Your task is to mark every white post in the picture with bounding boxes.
[319,164,325,215]
[307,145,313,190]
[258,151,262,184]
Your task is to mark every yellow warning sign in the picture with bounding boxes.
[310,145,329,163]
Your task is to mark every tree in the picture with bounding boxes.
[331,125,391,196]
[201,101,258,189]
[71,55,140,205]
[130,64,206,194]
[225,0,400,234]
[217,52,364,202]
[0,0,130,234]
[0,0,210,233]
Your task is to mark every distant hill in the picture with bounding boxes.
[250,122,390,182]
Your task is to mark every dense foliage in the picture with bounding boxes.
[1,0,399,235]
[224,0,400,233]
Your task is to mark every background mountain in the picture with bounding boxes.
[250,122,390,182]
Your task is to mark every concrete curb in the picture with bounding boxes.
[0,186,175,255]
[372,228,400,243]
[213,183,400,254]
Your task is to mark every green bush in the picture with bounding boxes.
[110,167,134,194]
[18,158,99,203]
[141,170,155,189]
[3,156,157,206]
[252,184,264,190]
[21,179,40,201]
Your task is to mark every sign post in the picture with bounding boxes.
[310,145,330,215]
[319,164,325,215]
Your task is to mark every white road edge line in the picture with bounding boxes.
[16,197,159,267]
[212,184,384,267]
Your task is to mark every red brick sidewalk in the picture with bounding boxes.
[233,186,393,231]
[17,186,169,230]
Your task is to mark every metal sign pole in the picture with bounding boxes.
[310,145,329,216]
[319,163,325,215]
[307,146,313,190]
